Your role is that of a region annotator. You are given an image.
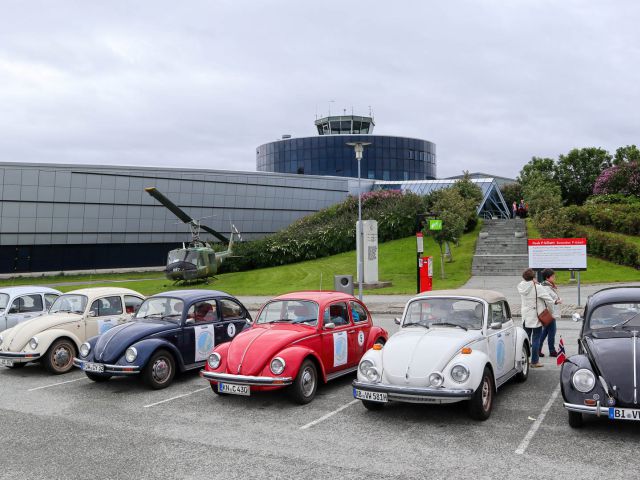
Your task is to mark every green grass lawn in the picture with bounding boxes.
[527,219,640,285]
[0,224,481,296]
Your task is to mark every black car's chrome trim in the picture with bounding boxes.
[326,366,358,381]
[199,370,293,386]
[563,401,609,417]
[634,330,638,405]
[73,358,140,375]
[352,380,474,399]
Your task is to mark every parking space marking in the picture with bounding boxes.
[515,383,561,455]
[27,377,87,392]
[143,387,209,408]
[300,399,359,430]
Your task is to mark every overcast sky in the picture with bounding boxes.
[1,1,639,178]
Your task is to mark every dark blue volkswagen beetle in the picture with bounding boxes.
[73,290,251,389]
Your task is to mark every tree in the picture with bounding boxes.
[517,157,556,186]
[614,145,640,165]
[555,147,612,205]
[500,182,523,211]
[521,171,562,216]
[452,171,483,232]
[429,188,467,279]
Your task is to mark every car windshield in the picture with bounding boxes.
[0,293,8,311]
[590,303,640,330]
[256,300,319,326]
[403,298,484,330]
[135,297,184,323]
[50,294,88,314]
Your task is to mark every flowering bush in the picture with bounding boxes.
[593,162,640,196]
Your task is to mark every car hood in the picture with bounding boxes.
[226,324,315,376]
[94,320,177,363]
[381,327,483,386]
[586,335,640,405]
[0,312,80,352]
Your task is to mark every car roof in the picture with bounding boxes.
[65,287,143,297]
[273,291,357,304]
[0,286,62,296]
[411,289,507,304]
[588,287,640,311]
[149,289,234,303]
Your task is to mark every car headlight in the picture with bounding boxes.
[208,352,221,369]
[572,368,596,393]
[80,343,91,358]
[429,372,444,387]
[28,337,38,350]
[270,357,286,375]
[450,364,470,383]
[359,359,380,383]
[125,347,137,363]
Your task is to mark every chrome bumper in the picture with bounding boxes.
[73,358,141,375]
[353,380,474,403]
[200,370,293,386]
[0,352,41,363]
[563,402,610,417]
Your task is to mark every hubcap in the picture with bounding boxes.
[152,358,171,383]
[481,377,491,410]
[53,346,71,369]
[301,367,315,397]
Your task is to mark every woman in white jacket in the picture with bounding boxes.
[517,268,556,368]
[539,268,562,358]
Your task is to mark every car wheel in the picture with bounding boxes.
[568,410,583,428]
[374,338,385,346]
[211,382,227,396]
[143,350,176,390]
[85,372,112,382]
[468,367,494,421]
[515,344,530,382]
[44,338,77,374]
[362,400,385,411]
[289,359,318,405]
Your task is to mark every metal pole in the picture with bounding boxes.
[357,157,363,300]
[577,271,581,306]
[416,253,420,294]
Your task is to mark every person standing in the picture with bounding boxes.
[539,268,561,357]
[517,268,555,368]
[512,201,517,218]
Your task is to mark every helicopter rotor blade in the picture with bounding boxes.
[200,225,229,243]
[145,187,194,225]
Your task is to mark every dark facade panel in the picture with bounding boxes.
[256,135,436,181]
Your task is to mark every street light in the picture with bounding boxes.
[346,141,371,300]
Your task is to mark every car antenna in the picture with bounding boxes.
[319,272,323,291]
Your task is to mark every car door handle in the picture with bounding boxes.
[348,330,356,334]
[497,333,502,338]
[505,332,511,336]
[214,325,224,329]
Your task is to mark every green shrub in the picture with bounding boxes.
[565,204,640,236]
[586,194,640,205]
[574,226,640,269]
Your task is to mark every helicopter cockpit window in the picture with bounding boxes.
[135,297,184,323]
[167,250,186,265]
[185,251,199,266]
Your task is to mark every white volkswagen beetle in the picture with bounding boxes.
[0,287,144,374]
[353,289,530,420]
[0,286,62,332]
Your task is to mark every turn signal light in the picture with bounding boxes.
[584,399,597,406]
[372,344,383,351]
[461,347,472,354]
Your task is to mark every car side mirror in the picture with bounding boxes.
[572,312,583,322]
[185,318,195,325]
[394,317,401,325]
[490,322,502,330]
[87,311,97,317]
[324,322,335,330]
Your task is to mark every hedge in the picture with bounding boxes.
[565,204,640,236]
[573,226,640,269]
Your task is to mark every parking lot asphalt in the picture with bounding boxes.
[1,316,639,480]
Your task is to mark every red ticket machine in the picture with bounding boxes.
[419,256,433,292]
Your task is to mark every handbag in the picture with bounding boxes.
[534,283,554,327]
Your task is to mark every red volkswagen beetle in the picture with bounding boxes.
[200,291,388,404]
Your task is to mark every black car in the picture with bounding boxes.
[73,290,251,389]
[562,287,640,427]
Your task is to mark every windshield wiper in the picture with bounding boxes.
[404,323,429,329]
[291,318,316,324]
[270,318,293,323]
[613,312,640,329]
[433,322,467,331]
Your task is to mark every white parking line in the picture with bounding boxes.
[143,387,209,408]
[515,383,561,455]
[27,377,87,392]
[300,399,359,430]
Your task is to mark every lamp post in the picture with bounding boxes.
[346,141,371,300]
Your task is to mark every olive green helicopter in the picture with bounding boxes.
[145,187,240,283]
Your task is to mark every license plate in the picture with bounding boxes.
[218,383,250,396]
[83,362,105,373]
[0,359,14,367]
[609,407,640,421]
[354,388,388,402]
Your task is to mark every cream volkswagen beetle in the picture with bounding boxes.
[353,289,530,420]
[0,287,144,373]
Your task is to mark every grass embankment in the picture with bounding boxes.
[526,219,640,285]
[0,223,481,296]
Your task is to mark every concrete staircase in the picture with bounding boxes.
[471,219,529,276]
